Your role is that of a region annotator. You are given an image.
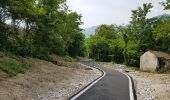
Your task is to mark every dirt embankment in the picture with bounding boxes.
[0,58,102,100]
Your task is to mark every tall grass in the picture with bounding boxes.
[0,53,31,76]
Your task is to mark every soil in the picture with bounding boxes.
[0,58,102,100]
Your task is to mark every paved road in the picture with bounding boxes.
[71,62,136,100]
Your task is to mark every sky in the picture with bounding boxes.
[67,0,170,28]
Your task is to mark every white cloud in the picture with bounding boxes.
[151,8,159,12]
[67,0,169,28]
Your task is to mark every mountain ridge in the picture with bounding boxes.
[82,26,97,37]
[82,13,170,37]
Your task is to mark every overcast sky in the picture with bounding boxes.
[67,0,170,28]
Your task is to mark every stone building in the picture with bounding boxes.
[140,50,170,72]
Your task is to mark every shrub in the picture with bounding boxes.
[8,37,32,56]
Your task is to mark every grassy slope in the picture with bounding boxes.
[0,52,31,76]
[0,52,79,77]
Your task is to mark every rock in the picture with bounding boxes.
[84,68,93,70]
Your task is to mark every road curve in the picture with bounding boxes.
[69,61,136,100]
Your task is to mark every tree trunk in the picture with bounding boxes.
[123,42,128,65]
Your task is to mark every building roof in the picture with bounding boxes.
[149,50,170,60]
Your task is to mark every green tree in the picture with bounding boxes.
[128,3,154,66]
[68,32,85,57]
[153,17,170,51]
[86,24,122,62]
[59,12,83,55]
[0,0,85,60]
[109,38,124,63]
[95,24,118,40]
[118,26,132,65]
[87,35,110,61]
[0,0,11,50]
[130,3,154,51]
[162,0,170,9]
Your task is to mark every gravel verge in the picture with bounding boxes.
[129,71,170,100]
[37,63,102,100]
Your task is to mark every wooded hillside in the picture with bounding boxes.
[0,0,85,60]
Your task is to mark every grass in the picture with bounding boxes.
[0,52,79,77]
[62,56,77,62]
[0,52,31,76]
[127,66,139,71]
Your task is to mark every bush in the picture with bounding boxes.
[31,46,50,60]
[8,37,31,56]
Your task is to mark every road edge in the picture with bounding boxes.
[119,71,137,100]
[68,63,106,100]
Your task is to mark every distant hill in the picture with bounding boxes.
[82,26,97,38]
[151,13,170,21]
[82,14,170,38]
[154,13,170,19]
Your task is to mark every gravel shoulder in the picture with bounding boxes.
[0,58,102,100]
[99,62,170,100]
[129,71,170,100]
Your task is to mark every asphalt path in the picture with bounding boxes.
[70,61,136,100]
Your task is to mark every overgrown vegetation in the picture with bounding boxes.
[86,2,170,67]
[0,52,31,76]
